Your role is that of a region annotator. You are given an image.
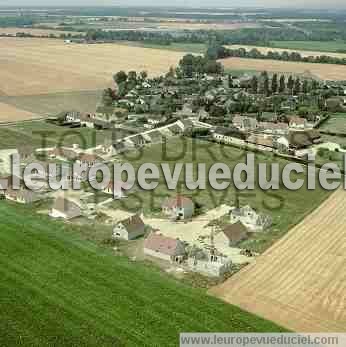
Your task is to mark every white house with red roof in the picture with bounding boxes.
[161,195,194,220]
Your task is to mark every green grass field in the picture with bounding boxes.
[0,202,287,346]
[319,113,346,134]
[270,40,346,53]
[0,90,103,116]
[0,121,130,149]
[112,138,330,252]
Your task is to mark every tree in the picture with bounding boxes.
[128,71,137,82]
[302,80,309,94]
[279,75,286,93]
[113,71,127,85]
[102,88,115,106]
[271,73,278,94]
[263,74,270,96]
[250,76,258,94]
[287,75,294,93]
[293,78,301,95]
[140,71,148,80]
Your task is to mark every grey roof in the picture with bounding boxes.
[52,197,81,219]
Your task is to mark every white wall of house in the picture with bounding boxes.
[144,248,172,262]
[50,208,68,219]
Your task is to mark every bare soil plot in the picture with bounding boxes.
[220,57,346,81]
[0,102,37,122]
[0,38,186,96]
[227,45,346,59]
[210,189,346,332]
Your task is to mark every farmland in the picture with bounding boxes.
[0,27,82,36]
[0,38,186,96]
[111,137,330,253]
[0,90,102,117]
[210,188,346,332]
[220,57,346,80]
[270,40,346,54]
[319,113,346,134]
[227,44,346,59]
[0,102,38,122]
[0,202,286,346]
[0,121,130,149]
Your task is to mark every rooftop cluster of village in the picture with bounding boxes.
[1,54,345,279]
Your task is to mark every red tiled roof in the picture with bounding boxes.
[144,233,182,256]
[162,195,194,209]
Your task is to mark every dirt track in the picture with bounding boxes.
[210,189,346,332]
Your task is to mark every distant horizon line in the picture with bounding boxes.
[0,5,346,11]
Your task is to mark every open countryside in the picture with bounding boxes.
[210,189,346,332]
[220,57,346,80]
[227,44,346,60]
[0,38,186,96]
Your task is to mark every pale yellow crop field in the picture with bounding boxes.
[0,27,82,36]
[220,57,346,80]
[211,189,346,332]
[0,102,36,122]
[0,38,186,96]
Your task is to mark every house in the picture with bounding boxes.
[246,134,274,151]
[50,197,82,220]
[230,205,272,232]
[49,147,79,161]
[112,214,145,240]
[18,145,34,161]
[103,181,130,199]
[0,149,18,174]
[215,222,248,247]
[187,248,231,277]
[127,134,147,148]
[257,122,289,135]
[145,114,167,129]
[77,153,101,168]
[162,195,194,220]
[274,136,290,153]
[80,113,96,128]
[289,116,307,129]
[212,127,246,146]
[5,187,41,204]
[232,115,258,131]
[144,233,186,263]
[64,110,81,123]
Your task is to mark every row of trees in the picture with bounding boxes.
[212,46,346,66]
[246,72,320,96]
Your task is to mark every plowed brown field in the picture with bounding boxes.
[210,189,346,332]
[0,102,36,122]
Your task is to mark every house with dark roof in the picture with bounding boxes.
[215,222,248,247]
[50,197,81,220]
[113,215,145,240]
[162,195,194,220]
[144,233,186,263]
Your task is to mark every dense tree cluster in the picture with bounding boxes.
[177,54,223,77]
[211,46,346,66]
